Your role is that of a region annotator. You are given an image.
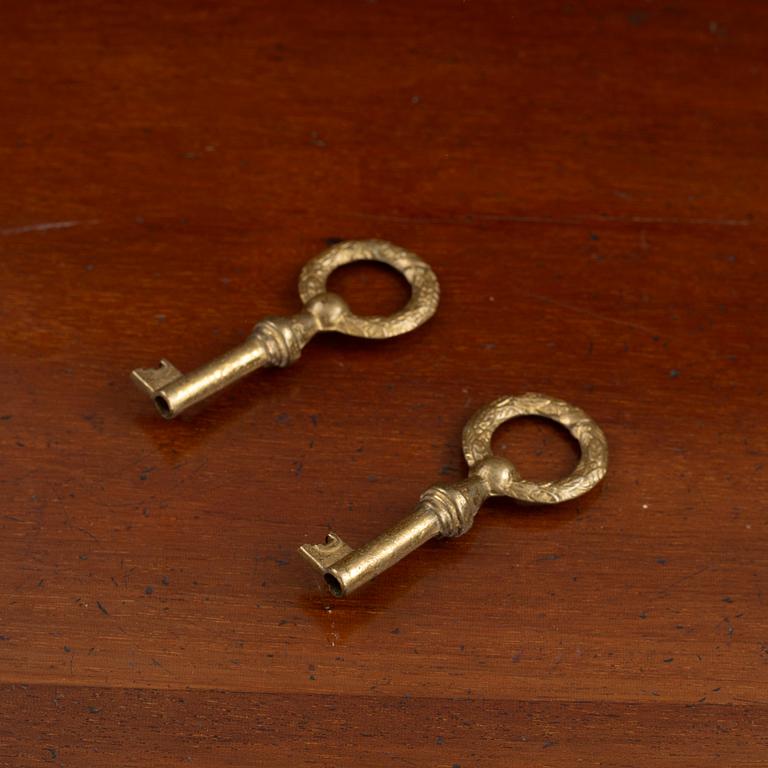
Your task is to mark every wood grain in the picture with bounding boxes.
[1,1,766,765]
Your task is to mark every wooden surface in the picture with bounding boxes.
[1,1,767,765]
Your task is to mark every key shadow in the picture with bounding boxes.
[127,329,422,461]
[128,362,308,459]
[297,486,605,641]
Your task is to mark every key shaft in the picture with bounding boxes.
[300,475,492,596]
[132,311,319,418]
[315,508,441,597]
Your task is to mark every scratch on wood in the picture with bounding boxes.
[0,219,98,236]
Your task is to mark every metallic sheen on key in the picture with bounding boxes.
[131,240,440,418]
[300,393,609,597]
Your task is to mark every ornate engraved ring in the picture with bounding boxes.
[298,239,440,339]
[462,392,609,504]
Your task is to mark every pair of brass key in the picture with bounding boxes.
[133,240,608,597]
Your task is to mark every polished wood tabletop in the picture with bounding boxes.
[1,1,766,765]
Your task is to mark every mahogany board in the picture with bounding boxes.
[1,1,766,765]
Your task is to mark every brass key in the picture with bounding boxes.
[131,240,439,418]
[300,393,608,597]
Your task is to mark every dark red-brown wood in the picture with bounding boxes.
[1,1,767,765]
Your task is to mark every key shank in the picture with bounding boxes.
[132,313,318,418]
[130,297,343,418]
[300,475,492,597]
